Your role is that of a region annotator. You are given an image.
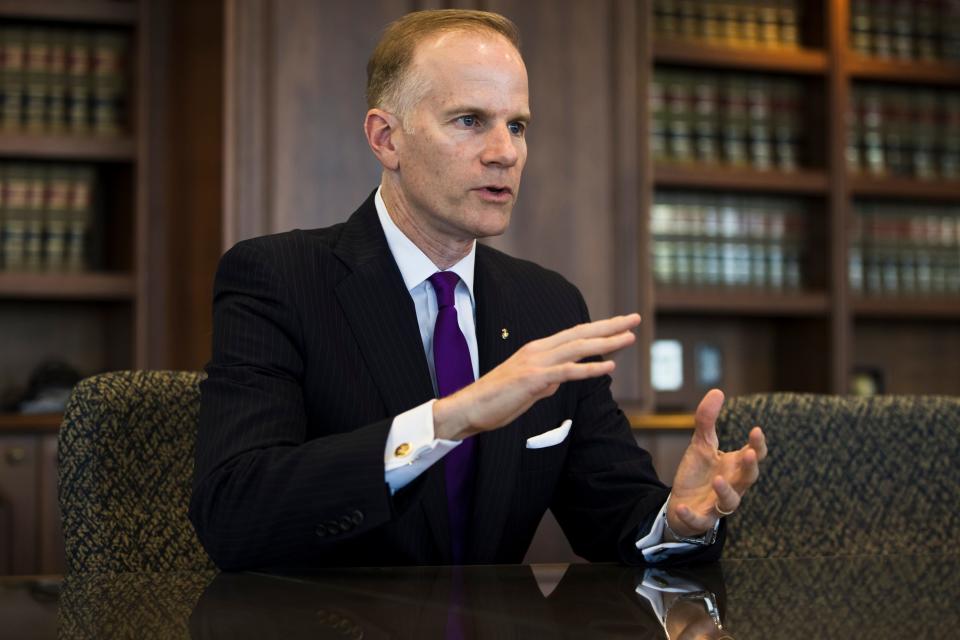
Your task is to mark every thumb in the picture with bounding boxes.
[693,389,724,445]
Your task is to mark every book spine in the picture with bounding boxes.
[24,166,46,270]
[67,166,95,271]
[91,30,127,136]
[23,29,50,134]
[67,29,92,134]
[1,27,26,131]
[3,165,29,271]
[44,166,72,271]
[47,29,69,134]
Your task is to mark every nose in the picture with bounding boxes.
[480,124,519,167]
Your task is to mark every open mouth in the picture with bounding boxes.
[481,186,510,195]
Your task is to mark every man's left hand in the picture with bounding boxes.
[667,389,767,538]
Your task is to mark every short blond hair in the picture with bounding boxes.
[366,10,521,117]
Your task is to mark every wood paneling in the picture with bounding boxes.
[164,0,224,370]
[0,436,38,575]
[854,320,960,395]
[225,0,416,246]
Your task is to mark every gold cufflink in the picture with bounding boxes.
[501,328,509,339]
[394,443,411,457]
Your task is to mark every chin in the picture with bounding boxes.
[470,212,512,239]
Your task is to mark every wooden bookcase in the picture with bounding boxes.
[636,0,960,413]
[0,0,151,575]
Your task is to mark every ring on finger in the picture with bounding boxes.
[715,504,735,517]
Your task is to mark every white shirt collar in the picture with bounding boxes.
[375,186,476,299]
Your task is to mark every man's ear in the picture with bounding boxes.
[364,108,401,171]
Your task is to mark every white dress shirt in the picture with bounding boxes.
[374,187,705,560]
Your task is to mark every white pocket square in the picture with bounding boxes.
[525,419,572,449]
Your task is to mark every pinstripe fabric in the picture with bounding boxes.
[190,191,721,570]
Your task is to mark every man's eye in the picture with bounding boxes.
[458,115,478,127]
[508,122,525,136]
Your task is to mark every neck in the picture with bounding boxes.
[380,179,473,270]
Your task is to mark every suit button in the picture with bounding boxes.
[315,525,328,538]
[350,509,364,525]
[338,516,353,531]
[324,520,341,536]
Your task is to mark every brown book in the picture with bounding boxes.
[24,29,50,134]
[44,166,73,271]
[1,27,26,131]
[66,167,95,271]
[3,165,30,271]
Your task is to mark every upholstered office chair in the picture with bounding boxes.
[716,393,960,558]
[58,370,214,573]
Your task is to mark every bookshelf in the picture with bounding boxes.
[639,0,960,414]
[0,0,153,576]
[0,0,146,393]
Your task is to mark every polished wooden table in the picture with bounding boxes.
[4,554,959,638]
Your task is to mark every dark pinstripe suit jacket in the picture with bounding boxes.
[189,191,724,570]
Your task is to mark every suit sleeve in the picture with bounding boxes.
[189,241,403,570]
[549,290,725,566]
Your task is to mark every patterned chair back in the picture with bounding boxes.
[58,371,214,573]
[716,393,960,558]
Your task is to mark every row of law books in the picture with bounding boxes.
[847,85,960,180]
[653,0,801,49]
[0,25,129,136]
[850,0,960,62]
[652,192,807,290]
[0,163,95,272]
[850,201,960,296]
[652,70,803,171]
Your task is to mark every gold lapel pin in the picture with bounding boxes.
[501,328,509,340]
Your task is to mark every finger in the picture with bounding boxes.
[534,313,641,351]
[693,389,724,446]
[749,426,767,461]
[674,502,717,534]
[542,330,636,365]
[541,360,616,385]
[712,475,741,514]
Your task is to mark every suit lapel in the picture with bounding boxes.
[332,194,451,562]
[469,247,522,563]
[332,194,435,417]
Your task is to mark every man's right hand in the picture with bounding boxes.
[432,313,641,441]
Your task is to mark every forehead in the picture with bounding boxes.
[409,30,528,107]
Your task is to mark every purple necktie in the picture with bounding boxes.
[429,271,477,565]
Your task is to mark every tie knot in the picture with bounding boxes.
[429,271,460,308]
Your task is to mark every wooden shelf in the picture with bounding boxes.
[0,135,135,161]
[0,272,135,300]
[849,175,960,200]
[847,55,960,85]
[0,413,61,434]
[853,297,960,319]
[654,40,828,75]
[628,412,695,430]
[656,289,830,316]
[0,0,137,25]
[654,163,829,194]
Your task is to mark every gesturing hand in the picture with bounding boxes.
[667,389,767,538]
[433,313,641,441]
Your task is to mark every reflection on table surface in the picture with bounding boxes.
[3,554,959,639]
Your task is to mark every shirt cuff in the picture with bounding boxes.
[384,399,461,494]
[635,496,718,563]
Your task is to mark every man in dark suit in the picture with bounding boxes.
[189,10,767,571]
